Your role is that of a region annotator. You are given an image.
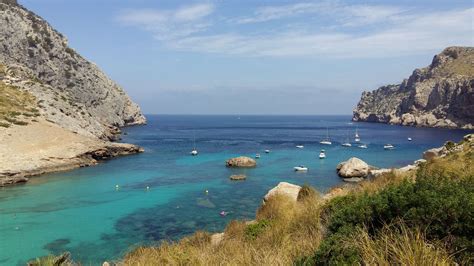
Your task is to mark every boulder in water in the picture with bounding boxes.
[225,156,256,168]
[337,157,370,178]
[230,174,246,180]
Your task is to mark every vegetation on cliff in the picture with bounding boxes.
[117,136,473,265]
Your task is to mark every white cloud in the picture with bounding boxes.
[168,8,474,58]
[117,3,214,40]
[118,2,474,58]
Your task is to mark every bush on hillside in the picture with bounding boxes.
[310,164,474,264]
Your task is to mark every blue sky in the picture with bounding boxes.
[21,0,474,115]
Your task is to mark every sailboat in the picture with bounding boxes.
[341,132,352,147]
[354,127,361,142]
[320,127,332,145]
[190,131,198,156]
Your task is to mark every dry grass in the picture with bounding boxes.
[0,81,38,126]
[351,221,455,266]
[123,189,323,266]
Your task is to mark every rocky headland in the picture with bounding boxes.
[353,46,474,129]
[0,0,146,186]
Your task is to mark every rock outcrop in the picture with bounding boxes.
[230,174,246,181]
[225,156,257,168]
[353,47,474,129]
[263,182,302,203]
[0,0,146,140]
[337,157,370,179]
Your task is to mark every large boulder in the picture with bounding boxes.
[422,147,445,160]
[337,157,370,178]
[225,156,256,168]
[263,182,302,203]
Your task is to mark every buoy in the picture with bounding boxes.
[115,185,119,190]
[205,189,209,194]
[146,186,150,190]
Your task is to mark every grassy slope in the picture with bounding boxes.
[0,65,39,127]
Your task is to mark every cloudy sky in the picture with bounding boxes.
[23,0,473,115]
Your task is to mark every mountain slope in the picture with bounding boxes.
[353,46,474,129]
[0,0,146,185]
[0,0,145,140]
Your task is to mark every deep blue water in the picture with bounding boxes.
[0,115,470,265]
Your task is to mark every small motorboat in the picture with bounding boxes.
[319,149,326,159]
[355,128,361,142]
[296,145,304,149]
[220,211,228,217]
[265,149,270,153]
[342,143,352,147]
[384,144,395,150]
[358,144,368,149]
[408,137,412,141]
[294,165,308,171]
[190,149,198,156]
[255,153,261,159]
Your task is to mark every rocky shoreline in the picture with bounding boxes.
[0,119,143,187]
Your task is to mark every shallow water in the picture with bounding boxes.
[0,115,470,265]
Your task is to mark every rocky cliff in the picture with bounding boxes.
[0,0,146,185]
[353,46,474,129]
[0,0,146,140]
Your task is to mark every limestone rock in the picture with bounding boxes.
[230,174,246,180]
[423,147,445,160]
[225,156,256,168]
[353,47,474,129]
[263,182,301,203]
[0,1,146,140]
[337,157,370,178]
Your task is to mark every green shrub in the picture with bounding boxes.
[245,219,271,240]
[311,166,474,264]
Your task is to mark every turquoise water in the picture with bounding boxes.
[0,115,470,265]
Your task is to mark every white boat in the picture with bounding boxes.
[255,153,261,159]
[265,149,270,153]
[319,149,326,159]
[190,130,198,156]
[320,127,332,145]
[384,144,395,150]
[408,137,412,141]
[342,134,352,147]
[358,144,368,149]
[355,127,361,142]
[296,145,304,149]
[294,165,308,171]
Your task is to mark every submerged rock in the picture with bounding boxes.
[225,156,256,168]
[264,182,302,203]
[337,157,370,178]
[230,174,246,181]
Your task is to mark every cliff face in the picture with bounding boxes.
[353,47,474,129]
[0,0,146,140]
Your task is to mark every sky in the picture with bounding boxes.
[21,0,474,115]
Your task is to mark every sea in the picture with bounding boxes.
[0,115,470,265]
